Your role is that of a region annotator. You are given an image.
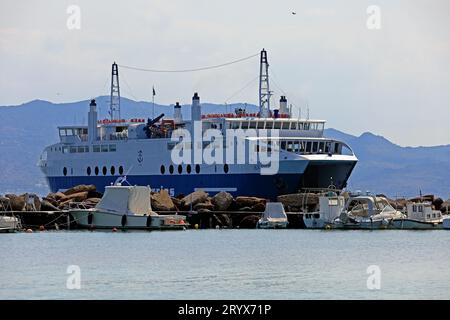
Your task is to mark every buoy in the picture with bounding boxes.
[26,228,33,233]
[112,227,118,232]
[39,225,45,231]
[194,224,199,230]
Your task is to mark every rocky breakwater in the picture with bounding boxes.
[0,185,102,229]
[150,190,267,228]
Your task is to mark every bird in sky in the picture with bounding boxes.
[292,11,296,15]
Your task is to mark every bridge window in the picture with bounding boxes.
[101,145,108,152]
[306,141,312,153]
[109,145,116,152]
[274,122,282,129]
[70,146,77,153]
[93,145,100,152]
[282,122,290,129]
[119,166,124,175]
[319,142,325,153]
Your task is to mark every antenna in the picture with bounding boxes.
[259,49,271,117]
[306,101,310,120]
[110,62,121,120]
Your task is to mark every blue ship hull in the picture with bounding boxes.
[47,160,356,199]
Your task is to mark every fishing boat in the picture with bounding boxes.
[256,202,288,229]
[303,191,346,229]
[392,201,446,229]
[69,184,187,230]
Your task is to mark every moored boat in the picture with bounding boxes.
[69,185,187,230]
[256,202,288,229]
[392,201,446,229]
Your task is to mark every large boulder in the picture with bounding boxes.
[0,196,11,210]
[63,185,96,196]
[46,192,67,201]
[5,194,25,211]
[181,191,209,209]
[277,193,319,208]
[251,202,266,212]
[151,190,176,211]
[63,191,89,202]
[42,197,59,207]
[212,191,233,211]
[235,196,266,208]
[239,215,260,228]
[40,200,59,211]
[387,198,407,210]
[194,201,215,211]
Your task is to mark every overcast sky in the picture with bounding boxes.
[1,0,449,146]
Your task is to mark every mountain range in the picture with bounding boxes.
[0,97,449,198]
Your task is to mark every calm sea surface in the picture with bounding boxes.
[1,229,449,299]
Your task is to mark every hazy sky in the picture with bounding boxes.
[1,0,449,146]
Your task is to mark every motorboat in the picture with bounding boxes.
[69,185,187,230]
[330,193,405,229]
[257,202,289,229]
[0,215,21,233]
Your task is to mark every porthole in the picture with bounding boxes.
[178,165,182,174]
[102,166,107,175]
[87,167,91,176]
[95,166,99,176]
[224,164,229,173]
[160,165,165,174]
[63,167,67,176]
[119,166,124,175]
[195,164,200,174]
[110,166,115,175]
[186,164,191,174]
[169,165,174,174]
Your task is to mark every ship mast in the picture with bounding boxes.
[259,49,271,118]
[109,62,121,120]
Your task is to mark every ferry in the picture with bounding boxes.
[38,50,358,199]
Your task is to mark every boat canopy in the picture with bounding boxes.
[96,186,154,216]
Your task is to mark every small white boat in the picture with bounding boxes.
[257,202,288,229]
[392,202,446,229]
[69,185,187,230]
[303,192,345,229]
[0,215,21,233]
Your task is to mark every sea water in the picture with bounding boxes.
[0,229,449,299]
